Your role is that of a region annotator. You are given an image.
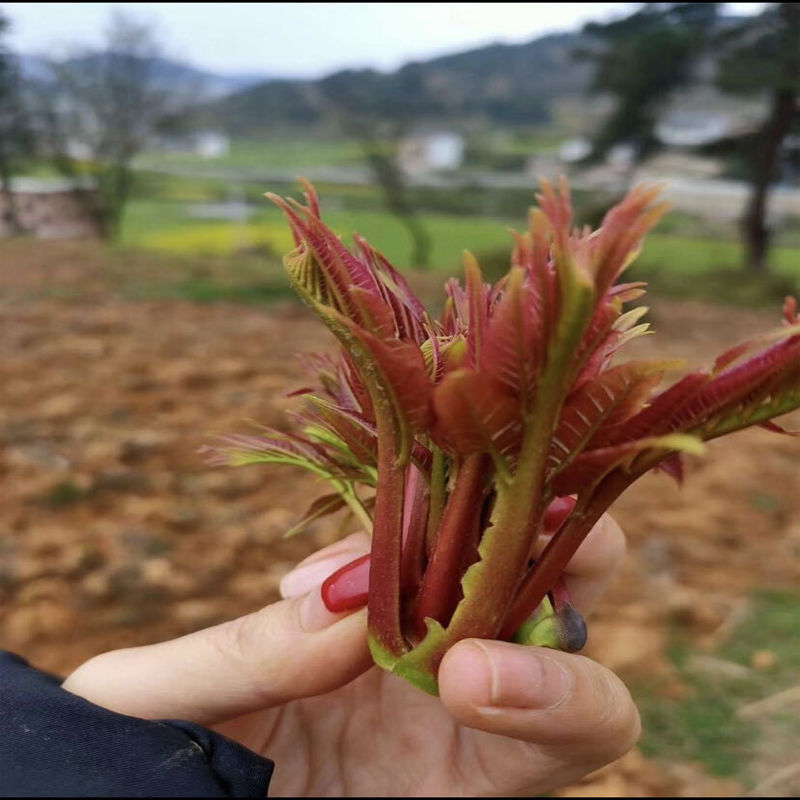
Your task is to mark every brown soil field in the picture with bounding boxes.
[1,240,799,796]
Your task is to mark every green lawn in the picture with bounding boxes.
[639,232,800,282]
[630,233,800,305]
[636,590,800,789]
[121,198,800,304]
[136,138,364,172]
[121,200,524,270]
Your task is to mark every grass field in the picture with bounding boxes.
[121,199,524,268]
[120,196,800,307]
[122,132,800,307]
[136,138,365,172]
[637,589,800,787]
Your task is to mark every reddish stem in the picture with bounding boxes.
[367,423,409,657]
[322,465,428,615]
[413,454,487,632]
[400,464,429,599]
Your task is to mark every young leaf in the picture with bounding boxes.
[432,369,522,469]
[552,433,706,497]
[480,267,542,407]
[284,493,348,538]
[549,361,676,475]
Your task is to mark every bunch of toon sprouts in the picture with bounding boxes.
[213,179,800,695]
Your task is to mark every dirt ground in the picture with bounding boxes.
[1,240,798,796]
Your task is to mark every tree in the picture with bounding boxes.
[580,3,720,162]
[581,2,800,275]
[715,3,800,273]
[31,11,188,239]
[0,11,33,232]
[319,69,432,270]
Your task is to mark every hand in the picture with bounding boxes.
[63,516,637,797]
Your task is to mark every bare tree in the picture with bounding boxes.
[31,10,188,239]
[319,70,432,270]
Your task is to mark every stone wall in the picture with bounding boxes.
[0,189,101,239]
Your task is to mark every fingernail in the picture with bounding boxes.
[280,547,365,599]
[473,641,574,710]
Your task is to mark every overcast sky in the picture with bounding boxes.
[2,2,764,78]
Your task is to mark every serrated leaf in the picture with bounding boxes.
[306,397,378,466]
[269,193,381,311]
[432,369,522,464]
[463,251,490,365]
[552,433,705,496]
[349,286,397,339]
[609,370,711,443]
[512,209,557,341]
[701,379,800,440]
[549,361,674,474]
[353,234,429,342]
[679,337,800,437]
[480,267,542,405]
[342,320,434,435]
[214,432,327,468]
[571,298,623,388]
[711,323,800,374]
[590,184,667,297]
[292,299,429,464]
[340,352,375,421]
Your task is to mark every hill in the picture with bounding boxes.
[211,32,591,135]
[19,52,272,101]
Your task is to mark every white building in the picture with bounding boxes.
[398,132,465,175]
[655,111,736,148]
[157,130,231,159]
[193,131,231,159]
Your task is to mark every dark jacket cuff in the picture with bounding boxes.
[0,651,274,797]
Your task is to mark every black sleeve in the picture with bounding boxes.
[0,651,274,798]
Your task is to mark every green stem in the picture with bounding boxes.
[326,479,374,533]
[391,468,541,691]
[395,280,596,680]
[501,468,632,639]
[436,403,554,644]
[342,488,374,533]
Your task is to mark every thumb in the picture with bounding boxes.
[62,534,372,725]
[439,640,640,771]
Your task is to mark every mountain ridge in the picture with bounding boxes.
[18,52,276,100]
[209,31,591,135]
